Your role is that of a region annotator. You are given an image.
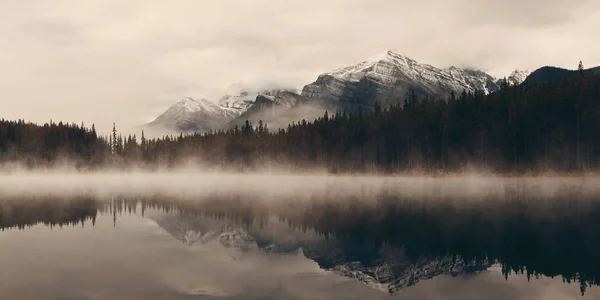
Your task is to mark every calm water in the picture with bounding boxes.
[1,174,600,299]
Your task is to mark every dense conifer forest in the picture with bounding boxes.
[2,72,600,173]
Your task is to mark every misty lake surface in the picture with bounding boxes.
[1,173,600,300]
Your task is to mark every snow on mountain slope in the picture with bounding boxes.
[227,90,328,130]
[218,91,255,110]
[506,69,530,85]
[301,50,500,110]
[147,97,244,132]
[496,69,531,86]
[325,50,496,92]
[159,97,240,121]
[146,86,305,134]
[259,89,303,108]
[146,50,531,133]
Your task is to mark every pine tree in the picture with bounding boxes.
[140,130,146,151]
[112,123,118,154]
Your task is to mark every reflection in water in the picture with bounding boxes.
[1,177,599,298]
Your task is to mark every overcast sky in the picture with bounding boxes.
[1,0,599,133]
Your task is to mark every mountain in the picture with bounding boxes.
[146,97,246,133]
[228,94,281,127]
[525,66,600,83]
[217,89,256,110]
[146,50,534,133]
[227,89,327,129]
[145,87,307,135]
[300,50,502,110]
[505,69,531,86]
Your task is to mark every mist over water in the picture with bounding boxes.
[2,172,600,299]
[2,170,600,199]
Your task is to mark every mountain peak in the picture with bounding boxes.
[384,49,416,61]
[147,96,243,133]
[176,97,205,105]
[312,50,499,102]
[506,69,531,85]
[325,50,418,83]
[218,90,255,110]
[172,97,215,113]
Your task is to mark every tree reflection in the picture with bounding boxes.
[1,187,599,295]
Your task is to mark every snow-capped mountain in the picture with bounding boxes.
[259,89,304,108]
[147,88,306,134]
[218,91,255,110]
[147,97,244,132]
[227,89,318,128]
[301,50,503,110]
[505,69,530,86]
[146,49,533,134]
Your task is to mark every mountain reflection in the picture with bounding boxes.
[1,185,598,295]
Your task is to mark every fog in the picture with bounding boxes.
[2,170,600,299]
[2,170,599,201]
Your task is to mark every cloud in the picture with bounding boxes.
[20,19,85,46]
[0,0,598,133]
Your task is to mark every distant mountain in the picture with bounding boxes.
[228,94,283,127]
[525,66,600,83]
[227,90,327,129]
[301,50,504,111]
[144,83,258,134]
[145,87,307,135]
[145,50,534,134]
[146,97,246,133]
[217,85,256,110]
[504,69,531,86]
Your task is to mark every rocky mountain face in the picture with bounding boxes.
[145,88,304,135]
[146,50,533,134]
[228,90,328,129]
[146,97,245,133]
[504,69,531,86]
[301,50,507,111]
[217,90,256,110]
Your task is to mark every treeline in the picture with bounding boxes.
[1,72,600,172]
[135,71,600,173]
[0,119,108,167]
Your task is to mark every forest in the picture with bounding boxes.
[1,70,600,173]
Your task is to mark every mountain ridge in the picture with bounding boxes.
[301,50,507,111]
[144,50,564,135]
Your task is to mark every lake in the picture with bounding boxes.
[1,173,599,299]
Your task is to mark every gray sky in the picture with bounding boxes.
[1,0,598,133]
